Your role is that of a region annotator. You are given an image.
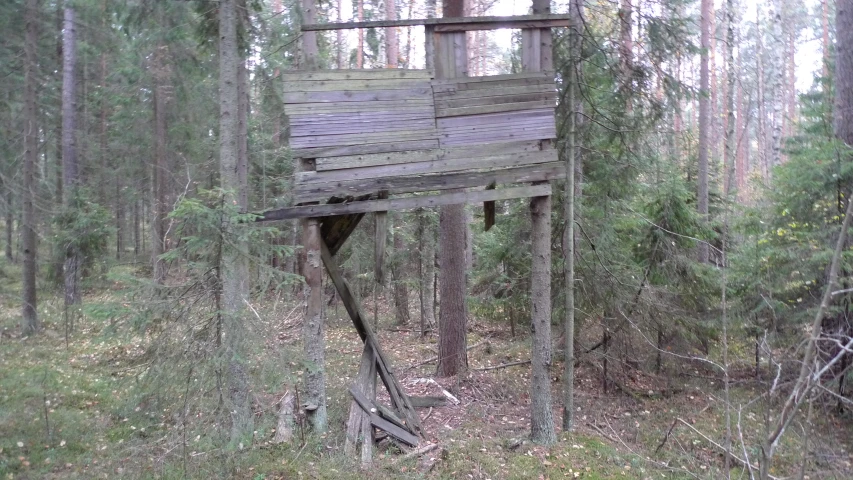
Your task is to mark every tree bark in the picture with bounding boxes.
[530,194,555,445]
[418,209,436,337]
[562,0,582,433]
[299,0,327,431]
[219,0,253,444]
[62,5,82,314]
[769,0,784,170]
[4,190,12,262]
[723,0,736,197]
[618,0,633,107]
[21,0,40,335]
[391,213,410,325]
[436,0,468,378]
[386,0,398,68]
[356,0,364,68]
[697,0,711,264]
[151,42,168,285]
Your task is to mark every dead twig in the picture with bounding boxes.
[675,418,778,480]
[474,360,530,371]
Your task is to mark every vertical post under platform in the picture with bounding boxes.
[302,217,327,430]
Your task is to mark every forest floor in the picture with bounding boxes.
[2,264,853,479]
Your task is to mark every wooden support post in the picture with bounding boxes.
[345,343,377,465]
[302,217,327,430]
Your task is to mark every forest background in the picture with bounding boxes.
[2,0,853,478]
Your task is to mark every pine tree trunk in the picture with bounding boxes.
[386,0,398,68]
[391,213,410,325]
[219,0,254,444]
[62,5,81,311]
[21,0,39,335]
[757,4,768,181]
[417,209,436,337]
[823,0,831,79]
[356,0,364,68]
[4,190,12,262]
[723,0,736,197]
[619,0,633,110]
[769,0,784,170]
[697,0,711,264]
[530,194,555,445]
[151,42,168,285]
[736,52,746,195]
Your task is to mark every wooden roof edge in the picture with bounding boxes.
[301,14,571,32]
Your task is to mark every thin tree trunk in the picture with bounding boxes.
[151,42,168,285]
[619,0,633,110]
[386,0,398,68]
[391,213,410,325]
[336,0,344,68]
[62,5,81,313]
[757,4,768,181]
[697,0,711,264]
[219,0,254,444]
[418,209,436,337]
[736,52,746,194]
[769,0,784,170]
[356,0,364,68]
[5,190,13,262]
[723,0,736,197]
[823,0,831,80]
[21,0,40,335]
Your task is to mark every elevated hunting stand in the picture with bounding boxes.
[257,13,569,463]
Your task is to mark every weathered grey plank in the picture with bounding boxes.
[430,71,548,87]
[294,161,566,202]
[433,18,569,32]
[289,111,435,125]
[292,139,440,159]
[256,184,552,220]
[436,100,554,117]
[290,129,437,149]
[292,118,436,137]
[435,92,556,111]
[282,69,433,81]
[285,79,431,91]
[298,150,557,184]
[285,99,434,114]
[300,14,570,32]
[433,83,554,100]
[283,87,433,104]
[315,140,542,170]
[434,107,552,127]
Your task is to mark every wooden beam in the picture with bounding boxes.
[256,184,552,221]
[319,240,423,434]
[301,14,570,32]
[349,387,419,447]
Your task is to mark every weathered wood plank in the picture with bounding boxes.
[284,79,431,91]
[301,14,571,32]
[281,69,433,81]
[349,387,419,447]
[433,18,569,32]
[430,71,548,87]
[315,140,542,171]
[434,107,552,128]
[298,150,557,184]
[292,139,440,159]
[344,344,377,459]
[435,92,556,110]
[255,184,552,221]
[285,99,434,114]
[436,99,554,117]
[294,161,566,202]
[290,129,437,149]
[291,118,436,137]
[433,83,554,100]
[283,87,432,104]
[320,200,370,254]
[439,128,556,147]
[289,111,435,125]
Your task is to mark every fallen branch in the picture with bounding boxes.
[408,378,460,405]
[675,418,778,480]
[474,360,530,371]
[406,340,489,370]
[398,443,440,461]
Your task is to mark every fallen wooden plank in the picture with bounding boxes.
[293,162,565,203]
[407,396,449,408]
[315,140,542,171]
[292,139,439,159]
[256,185,552,221]
[282,69,433,81]
[297,150,558,184]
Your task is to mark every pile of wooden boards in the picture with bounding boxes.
[282,69,563,205]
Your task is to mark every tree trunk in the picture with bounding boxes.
[697,0,711,264]
[823,0,831,80]
[436,0,469,378]
[356,0,364,68]
[386,0,398,68]
[530,194,555,445]
[418,209,436,337]
[62,5,81,314]
[736,51,746,195]
[757,4,768,181]
[151,42,168,285]
[769,0,784,170]
[219,0,253,444]
[5,190,12,262]
[619,0,633,107]
[562,0,582,433]
[723,0,736,197]
[21,0,40,335]
[299,0,327,431]
[391,213,410,325]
